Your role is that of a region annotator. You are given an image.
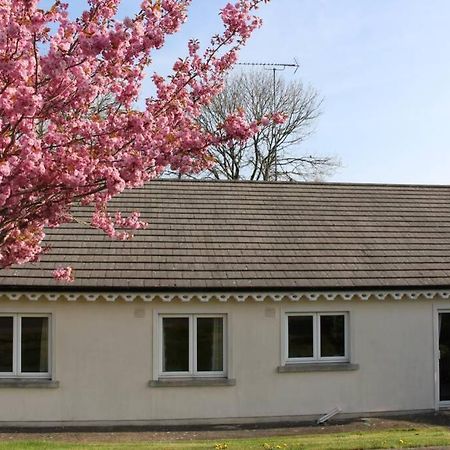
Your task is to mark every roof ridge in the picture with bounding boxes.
[152,178,450,189]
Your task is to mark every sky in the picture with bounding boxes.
[41,1,450,185]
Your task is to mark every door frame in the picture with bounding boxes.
[434,307,450,409]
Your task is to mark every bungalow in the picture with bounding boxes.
[1,180,450,427]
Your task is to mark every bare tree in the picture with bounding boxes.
[196,70,339,181]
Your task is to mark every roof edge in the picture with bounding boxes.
[2,284,450,294]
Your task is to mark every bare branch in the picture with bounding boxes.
[194,69,340,181]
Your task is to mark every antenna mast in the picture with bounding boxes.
[236,59,300,181]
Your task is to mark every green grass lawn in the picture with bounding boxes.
[1,426,450,450]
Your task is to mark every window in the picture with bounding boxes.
[285,313,348,363]
[159,315,226,377]
[0,315,51,378]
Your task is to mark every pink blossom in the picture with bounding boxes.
[91,209,147,240]
[0,0,270,279]
[53,267,75,283]
[272,112,288,124]
[222,110,259,140]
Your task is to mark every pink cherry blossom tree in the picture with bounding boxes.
[0,0,274,279]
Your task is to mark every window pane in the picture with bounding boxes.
[288,316,313,358]
[0,317,13,373]
[162,317,189,372]
[320,315,345,357]
[197,318,223,372]
[439,313,450,401]
[21,317,49,373]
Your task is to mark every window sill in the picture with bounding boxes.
[277,362,359,373]
[0,378,59,388]
[149,377,236,387]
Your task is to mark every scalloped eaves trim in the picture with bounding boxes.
[2,289,450,303]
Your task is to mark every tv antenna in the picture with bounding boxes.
[236,59,300,181]
[236,59,300,72]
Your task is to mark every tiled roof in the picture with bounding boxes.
[2,180,450,291]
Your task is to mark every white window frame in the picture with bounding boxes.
[284,312,349,364]
[0,314,52,379]
[434,307,450,409]
[158,314,227,378]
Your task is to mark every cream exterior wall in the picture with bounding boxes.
[0,295,442,425]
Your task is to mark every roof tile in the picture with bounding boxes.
[3,180,450,291]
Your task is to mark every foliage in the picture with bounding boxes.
[197,70,339,181]
[0,0,271,277]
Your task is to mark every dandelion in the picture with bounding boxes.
[214,444,228,450]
